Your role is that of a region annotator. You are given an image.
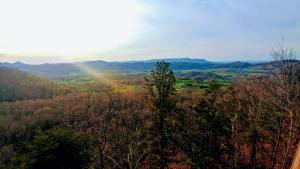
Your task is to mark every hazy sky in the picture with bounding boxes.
[0,0,299,64]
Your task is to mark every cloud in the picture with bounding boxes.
[0,0,299,63]
[0,0,144,56]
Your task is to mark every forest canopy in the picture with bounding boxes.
[0,47,299,169]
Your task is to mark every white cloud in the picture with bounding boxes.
[0,0,145,56]
[0,0,299,63]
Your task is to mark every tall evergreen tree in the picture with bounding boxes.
[144,61,177,169]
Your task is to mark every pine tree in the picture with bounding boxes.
[144,61,177,169]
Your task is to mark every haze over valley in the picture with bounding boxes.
[0,0,300,168]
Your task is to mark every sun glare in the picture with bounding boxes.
[0,0,144,57]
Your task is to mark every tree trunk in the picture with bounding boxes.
[250,141,257,169]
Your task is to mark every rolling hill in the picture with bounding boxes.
[0,67,70,102]
[0,58,240,78]
[1,58,299,81]
[217,61,252,69]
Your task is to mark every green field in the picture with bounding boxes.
[59,67,268,92]
[173,67,267,91]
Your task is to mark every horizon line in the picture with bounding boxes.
[0,57,272,65]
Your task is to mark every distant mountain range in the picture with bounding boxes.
[143,58,214,63]
[0,58,298,78]
[216,61,253,69]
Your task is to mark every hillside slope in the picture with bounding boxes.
[217,61,252,69]
[0,67,69,102]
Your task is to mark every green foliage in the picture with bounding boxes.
[16,127,92,169]
[145,61,177,169]
[145,61,176,103]
[207,80,222,92]
[180,86,232,169]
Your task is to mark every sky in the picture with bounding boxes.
[0,0,299,64]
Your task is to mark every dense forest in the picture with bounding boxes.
[0,47,300,169]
